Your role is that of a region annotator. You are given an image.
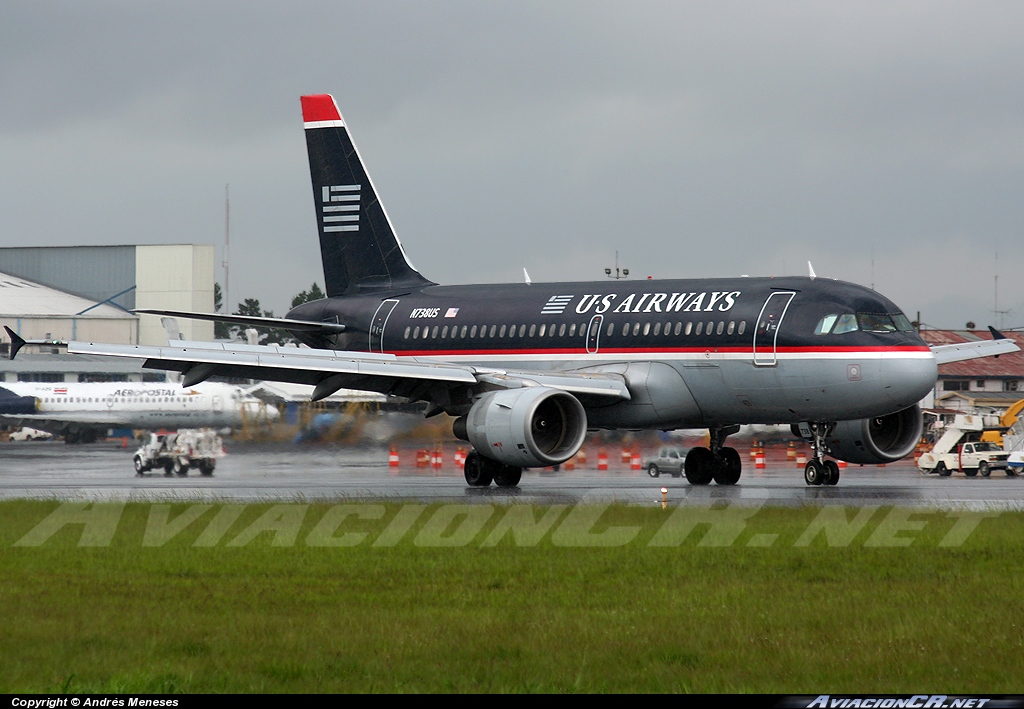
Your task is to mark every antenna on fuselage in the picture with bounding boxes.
[807,261,817,280]
[523,268,532,285]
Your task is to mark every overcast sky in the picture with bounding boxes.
[2,1,1022,329]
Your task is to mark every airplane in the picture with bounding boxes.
[37,93,1018,485]
[0,379,278,443]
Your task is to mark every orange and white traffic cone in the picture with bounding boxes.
[755,448,766,469]
[597,448,609,471]
[631,451,641,470]
[389,447,400,468]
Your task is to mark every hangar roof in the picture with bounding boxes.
[0,271,134,320]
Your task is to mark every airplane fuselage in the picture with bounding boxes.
[288,275,937,429]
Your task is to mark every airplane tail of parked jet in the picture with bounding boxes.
[300,94,434,297]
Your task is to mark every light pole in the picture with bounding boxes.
[604,251,629,280]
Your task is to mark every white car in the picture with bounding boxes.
[8,427,54,441]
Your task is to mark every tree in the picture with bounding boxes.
[291,282,325,309]
[233,298,292,344]
[213,283,231,339]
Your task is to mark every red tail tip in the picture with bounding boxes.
[301,94,341,123]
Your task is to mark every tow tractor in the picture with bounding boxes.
[133,429,224,476]
[917,414,1011,477]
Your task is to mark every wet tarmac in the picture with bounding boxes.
[1,439,1022,509]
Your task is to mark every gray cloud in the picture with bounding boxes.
[1,1,1022,328]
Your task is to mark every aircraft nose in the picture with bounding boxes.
[882,353,937,407]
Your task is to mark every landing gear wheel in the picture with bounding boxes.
[463,451,493,487]
[493,464,522,488]
[684,447,714,486]
[936,461,951,477]
[647,463,660,478]
[804,460,824,486]
[978,461,990,477]
[823,460,840,486]
[713,447,742,485]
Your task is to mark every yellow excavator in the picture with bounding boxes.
[980,398,1024,447]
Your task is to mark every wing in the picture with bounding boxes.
[930,328,1020,365]
[68,339,630,412]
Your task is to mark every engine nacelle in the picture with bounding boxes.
[825,405,923,464]
[455,387,587,468]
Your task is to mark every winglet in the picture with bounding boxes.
[301,94,344,128]
[989,325,1008,340]
[4,326,25,360]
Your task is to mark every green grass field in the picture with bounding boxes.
[1,500,1022,693]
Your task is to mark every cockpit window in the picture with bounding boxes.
[832,314,859,334]
[857,313,897,332]
[814,315,838,335]
[814,313,859,335]
[891,313,915,332]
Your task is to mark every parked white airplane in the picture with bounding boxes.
[0,381,277,443]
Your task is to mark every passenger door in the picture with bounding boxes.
[753,291,796,366]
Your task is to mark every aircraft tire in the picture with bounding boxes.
[824,460,840,486]
[684,447,714,486]
[713,447,742,485]
[464,451,493,487]
[804,460,824,486]
[493,464,522,488]
[647,463,660,478]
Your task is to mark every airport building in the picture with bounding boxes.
[0,244,215,383]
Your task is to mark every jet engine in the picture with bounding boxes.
[454,387,587,468]
[825,405,923,465]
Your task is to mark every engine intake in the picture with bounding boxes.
[825,405,923,464]
[455,387,587,468]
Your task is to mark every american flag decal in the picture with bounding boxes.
[321,184,360,233]
[541,295,573,314]
[444,308,459,318]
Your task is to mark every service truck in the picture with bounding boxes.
[133,429,224,476]
[918,414,1011,477]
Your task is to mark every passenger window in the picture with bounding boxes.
[529,324,536,337]
[413,326,421,338]
[653,322,661,336]
[716,321,724,335]
[470,325,478,338]
[606,323,614,336]
[632,322,640,336]
[441,326,449,338]
[622,323,630,336]
[550,323,556,337]
[643,322,651,336]
[489,325,496,337]
[431,326,439,338]
[832,314,859,334]
[559,323,566,337]
[569,323,577,337]
[727,321,735,335]
[460,325,468,338]
[499,324,507,337]
[404,326,411,339]
[738,321,746,335]
[519,325,526,337]
[539,324,546,336]
[695,322,703,335]
[684,322,692,335]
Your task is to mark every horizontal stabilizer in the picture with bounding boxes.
[133,309,346,334]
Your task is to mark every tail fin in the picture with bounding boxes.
[301,94,434,297]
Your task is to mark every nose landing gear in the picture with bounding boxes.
[802,422,840,486]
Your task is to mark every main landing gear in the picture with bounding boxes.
[802,422,840,487]
[684,425,742,486]
[464,450,523,488]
